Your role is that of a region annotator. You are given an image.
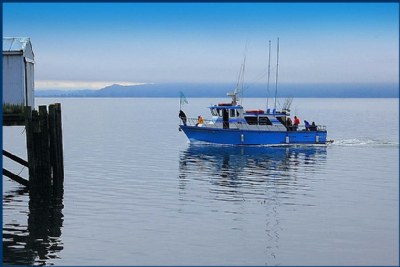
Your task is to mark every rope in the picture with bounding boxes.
[17,166,25,176]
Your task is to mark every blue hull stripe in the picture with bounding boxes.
[180,126,327,145]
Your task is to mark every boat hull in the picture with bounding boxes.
[180,125,327,145]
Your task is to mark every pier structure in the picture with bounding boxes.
[3,103,64,199]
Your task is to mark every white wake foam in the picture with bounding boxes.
[332,138,399,147]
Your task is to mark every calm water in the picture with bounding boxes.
[3,97,399,265]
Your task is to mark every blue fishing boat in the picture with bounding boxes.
[179,93,328,145]
[179,39,329,145]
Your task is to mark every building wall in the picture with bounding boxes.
[3,38,35,108]
[23,42,34,61]
[25,60,35,108]
[3,54,25,106]
[24,41,35,107]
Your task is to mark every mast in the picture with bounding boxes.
[230,56,245,105]
[274,37,280,111]
[266,40,271,111]
[240,54,246,105]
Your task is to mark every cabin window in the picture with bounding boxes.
[276,116,286,125]
[244,116,258,125]
[259,116,272,125]
[211,108,218,116]
[230,109,236,117]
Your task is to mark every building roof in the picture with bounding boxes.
[3,37,34,60]
[3,37,30,52]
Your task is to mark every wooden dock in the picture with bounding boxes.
[3,104,64,199]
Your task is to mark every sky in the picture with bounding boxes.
[3,3,399,90]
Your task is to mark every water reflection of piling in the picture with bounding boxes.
[3,190,64,265]
[27,197,64,264]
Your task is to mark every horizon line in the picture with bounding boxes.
[34,81,399,91]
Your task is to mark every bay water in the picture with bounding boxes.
[2,97,399,265]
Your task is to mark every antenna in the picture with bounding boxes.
[235,63,242,94]
[274,37,280,110]
[241,54,246,105]
[266,40,271,111]
[230,54,246,106]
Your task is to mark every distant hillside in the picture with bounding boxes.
[35,83,399,98]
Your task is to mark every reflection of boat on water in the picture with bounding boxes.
[178,144,327,265]
[179,144,327,184]
[181,143,327,159]
[179,144,327,201]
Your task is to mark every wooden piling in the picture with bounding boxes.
[28,106,51,198]
[25,106,34,181]
[49,103,64,197]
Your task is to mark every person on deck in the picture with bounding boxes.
[196,115,204,126]
[293,116,300,131]
[286,117,293,131]
[179,110,187,126]
[309,121,318,131]
[304,120,310,131]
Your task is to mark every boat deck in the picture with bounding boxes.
[182,117,327,132]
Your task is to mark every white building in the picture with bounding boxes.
[3,37,35,108]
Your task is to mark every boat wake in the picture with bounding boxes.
[332,138,399,147]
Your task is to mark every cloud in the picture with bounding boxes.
[35,80,147,90]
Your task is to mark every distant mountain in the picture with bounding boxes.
[35,82,399,98]
[35,89,97,97]
[87,83,240,97]
[35,83,237,98]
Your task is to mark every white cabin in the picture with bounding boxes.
[3,37,35,108]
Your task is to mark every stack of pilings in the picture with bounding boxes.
[25,104,64,199]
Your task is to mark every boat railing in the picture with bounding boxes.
[181,118,326,132]
[181,118,223,128]
[290,125,327,132]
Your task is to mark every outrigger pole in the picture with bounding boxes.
[274,37,280,111]
[266,40,271,111]
[240,54,246,105]
[179,93,182,111]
